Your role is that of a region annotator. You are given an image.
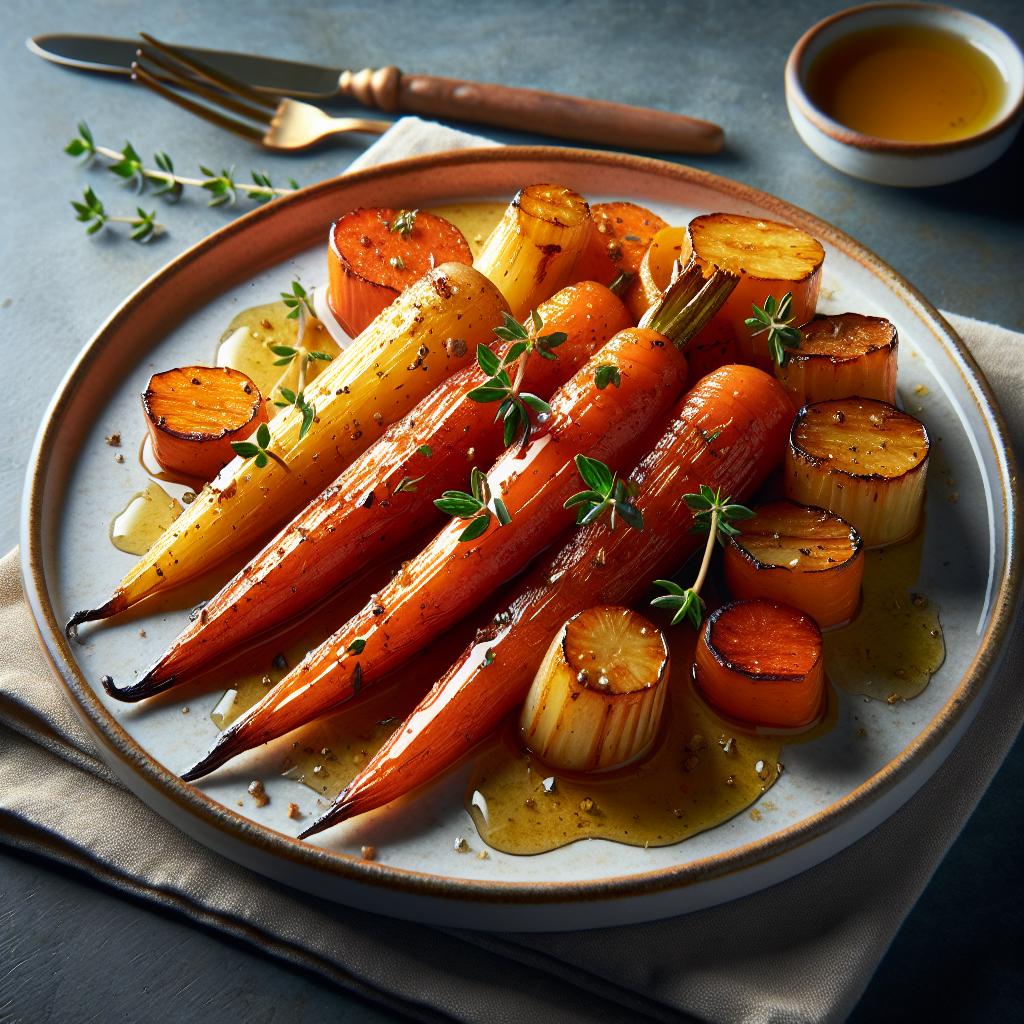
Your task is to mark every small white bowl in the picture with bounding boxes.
[785,2,1024,187]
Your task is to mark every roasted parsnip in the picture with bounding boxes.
[785,398,929,547]
[520,606,669,772]
[724,500,864,629]
[695,599,825,730]
[475,184,591,318]
[68,263,509,635]
[775,313,898,404]
[142,366,267,481]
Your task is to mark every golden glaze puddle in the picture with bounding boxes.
[109,483,183,555]
[824,530,945,702]
[428,202,506,259]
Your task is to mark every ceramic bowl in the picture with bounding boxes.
[785,2,1024,187]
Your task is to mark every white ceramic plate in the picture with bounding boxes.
[22,148,1020,930]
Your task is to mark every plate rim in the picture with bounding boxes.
[21,144,1023,907]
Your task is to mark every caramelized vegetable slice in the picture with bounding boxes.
[475,184,591,318]
[327,207,472,336]
[143,366,267,481]
[724,500,863,629]
[520,606,669,773]
[695,599,825,730]
[785,398,929,547]
[684,213,825,371]
[776,313,898,404]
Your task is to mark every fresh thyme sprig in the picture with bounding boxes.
[745,292,804,367]
[70,186,163,242]
[389,209,418,237]
[231,422,273,468]
[467,311,567,451]
[594,364,621,390]
[274,387,316,440]
[650,485,754,628]
[434,467,511,542]
[65,121,299,207]
[563,455,643,531]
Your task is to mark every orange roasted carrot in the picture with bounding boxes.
[327,207,472,336]
[573,201,668,293]
[723,500,864,629]
[181,266,736,781]
[106,282,632,701]
[695,599,825,730]
[300,364,793,834]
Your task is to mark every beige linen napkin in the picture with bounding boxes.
[2,118,1022,1024]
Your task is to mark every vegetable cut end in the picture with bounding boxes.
[696,599,825,730]
[573,201,668,294]
[143,365,267,480]
[520,607,669,773]
[786,398,929,547]
[724,500,864,629]
[776,313,898,404]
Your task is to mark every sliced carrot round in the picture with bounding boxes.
[573,201,668,296]
[724,500,863,628]
[327,207,472,337]
[695,598,825,730]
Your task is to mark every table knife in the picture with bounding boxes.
[28,33,723,154]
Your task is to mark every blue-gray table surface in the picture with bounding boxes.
[1,0,1022,1020]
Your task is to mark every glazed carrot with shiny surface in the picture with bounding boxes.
[182,267,739,781]
[301,364,793,833]
[108,282,632,700]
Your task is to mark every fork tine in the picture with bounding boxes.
[137,48,275,125]
[139,32,279,111]
[131,63,265,143]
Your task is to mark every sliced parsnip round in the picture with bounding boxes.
[476,184,591,319]
[682,213,825,371]
[777,313,898,404]
[724,499,864,629]
[785,398,929,548]
[696,599,825,730]
[520,606,669,773]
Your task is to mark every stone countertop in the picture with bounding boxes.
[2,0,1022,1020]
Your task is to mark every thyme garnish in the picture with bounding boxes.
[394,475,424,494]
[563,455,643,531]
[274,388,316,440]
[231,422,272,468]
[434,467,511,542]
[468,311,566,451]
[650,485,754,628]
[70,186,163,241]
[745,293,804,366]
[594,364,621,390]
[389,209,418,237]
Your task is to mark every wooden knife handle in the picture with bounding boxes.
[338,66,723,155]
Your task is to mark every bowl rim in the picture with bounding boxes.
[785,0,1024,156]
[20,144,1023,907]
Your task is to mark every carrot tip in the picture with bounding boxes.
[65,605,112,643]
[101,671,177,704]
[296,796,350,840]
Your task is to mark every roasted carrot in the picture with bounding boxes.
[66,263,509,638]
[142,366,267,481]
[107,282,632,700]
[326,207,473,337]
[695,599,825,730]
[181,265,737,781]
[299,363,793,834]
[723,500,864,629]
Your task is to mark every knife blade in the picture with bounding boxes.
[28,33,344,99]
[28,32,724,154]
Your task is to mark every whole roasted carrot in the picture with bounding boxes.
[300,364,794,835]
[106,282,632,701]
[182,266,737,781]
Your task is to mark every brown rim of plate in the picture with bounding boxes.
[785,1,1024,156]
[701,600,823,683]
[727,500,863,576]
[788,313,897,367]
[20,145,1023,906]
[142,367,263,445]
[789,397,930,483]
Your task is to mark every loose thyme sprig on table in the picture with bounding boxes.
[563,455,643,531]
[745,292,804,366]
[71,186,163,242]
[650,485,754,628]
[434,467,511,542]
[467,310,567,451]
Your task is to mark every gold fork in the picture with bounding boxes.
[131,33,391,150]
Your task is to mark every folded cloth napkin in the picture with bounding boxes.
[2,117,1022,1024]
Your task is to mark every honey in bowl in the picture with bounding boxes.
[806,24,1007,143]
